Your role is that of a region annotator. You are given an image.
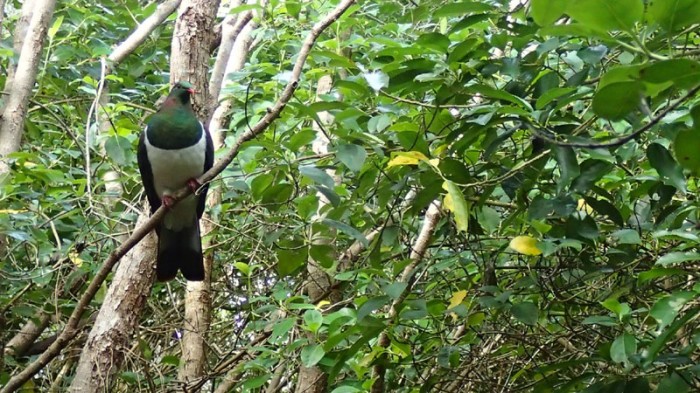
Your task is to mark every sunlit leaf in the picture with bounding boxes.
[509,236,542,256]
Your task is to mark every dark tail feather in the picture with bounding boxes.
[156,223,205,282]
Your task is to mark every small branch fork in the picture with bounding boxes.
[0,0,356,391]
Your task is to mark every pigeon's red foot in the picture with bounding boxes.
[187,178,201,194]
[161,195,176,209]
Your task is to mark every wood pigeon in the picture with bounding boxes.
[137,81,214,281]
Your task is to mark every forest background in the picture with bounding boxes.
[1,0,700,392]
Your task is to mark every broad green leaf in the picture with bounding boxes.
[610,333,636,364]
[233,262,250,276]
[650,291,696,330]
[601,299,631,320]
[673,128,700,173]
[592,81,644,120]
[553,146,579,193]
[241,374,271,390]
[303,309,324,333]
[511,302,539,326]
[638,268,687,284]
[383,282,408,300]
[433,2,493,18]
[357,296,390,321]
[270,318,296,342]
[444,180,469,232]
[309,244,335,269]
[530,0,567,26]
[643,307,700,367]
[656,252,700,266]
[566,0,643,32]
[639,59,700,88]
[416,33,451,53]
[611,229,641,245]
[647,143,686,192]
[657,372,692,393]
[336,144,366,172]
[322,219,368,247]
[276,247,308,277]
[647,0,700,31]
[571,160,613,192]
[300,165,335,189]
[301,344,325,367]
[330,387,362,393]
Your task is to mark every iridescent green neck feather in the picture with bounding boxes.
[146,83,202,150]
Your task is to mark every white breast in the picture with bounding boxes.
[144,125,206,230]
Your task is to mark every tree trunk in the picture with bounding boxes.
[294,74,336,393]
[68,214,157,392]
[170,0,221,385]
[0,0,56,177]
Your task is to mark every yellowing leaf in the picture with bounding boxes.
[577,199,593,214]
[443,193,454,211]
[428,158,440,167]
[69,251,83,267]
[444,180,469,232]
[0,209,27,214]
[315,300,331,309]
[386,151,430,167]
[509,236,542,256]
[448,290,468,309]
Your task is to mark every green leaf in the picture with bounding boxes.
[336,144,366,172]
[276,247,308,277]
[416,33,451,53]
[322,219,368,247]
[647,0,700,31]
[511,302,539,326]
[650,291,696,330]
[445,180,470,233]
[648,143,686,192]
[643,307,700,367]
[571,160,613,192]
[330,386,362,393]
[309,244,335,269]
[657,252,700,266]
[382,282,407,299]
[304,309,324,333]
[638,268,687,284]
[300,165,335,189]
[592,81,644,120]
[610,333,636,364]
[639,59,700,88]
[566,0,643,32]
[657,372,692,393]
[241,374,271,390]
[270,318,295,342]
[611,229,641,245]
[433,2,493,18]
[530,0,568,25]
[357,296,390,321]
[553,146,579,193]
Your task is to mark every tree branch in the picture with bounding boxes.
[108,0,182,64]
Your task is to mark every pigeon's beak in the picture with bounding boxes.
[188,88,196,94]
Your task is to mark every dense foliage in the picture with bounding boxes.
[2,0,700,391]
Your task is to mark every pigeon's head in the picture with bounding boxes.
[170,81,196,104]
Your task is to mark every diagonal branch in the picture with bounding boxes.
[0,0,356,391]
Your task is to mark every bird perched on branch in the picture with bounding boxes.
[137,81,213,281]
